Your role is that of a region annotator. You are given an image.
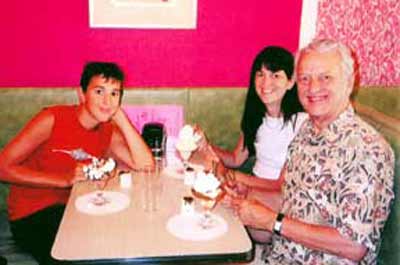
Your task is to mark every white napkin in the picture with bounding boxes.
[75,191,130,216]
[166,212,228,241]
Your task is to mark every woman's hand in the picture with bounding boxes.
[193,125,209,149]
[189,125,220,171]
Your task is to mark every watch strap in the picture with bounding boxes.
[273,212,284,235]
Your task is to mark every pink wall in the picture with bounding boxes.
[316,0,400,86]
[0,1,302,88]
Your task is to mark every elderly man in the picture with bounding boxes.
[210,39,394,264]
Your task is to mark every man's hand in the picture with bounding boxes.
[231,197,276,231]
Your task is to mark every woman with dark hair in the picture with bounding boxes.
[193,46,307,245]
[198,46,307,188]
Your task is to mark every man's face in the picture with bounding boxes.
[84,75,122,123]
[296,49,352,129]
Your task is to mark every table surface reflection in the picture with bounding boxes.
[51,169,253,264]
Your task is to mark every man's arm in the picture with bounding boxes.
[235,197,367,262]
[0,110,74,188]
[108,108,154,169]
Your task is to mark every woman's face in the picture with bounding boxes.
[254,66,294,107]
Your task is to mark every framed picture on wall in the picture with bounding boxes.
[89,0,197,29]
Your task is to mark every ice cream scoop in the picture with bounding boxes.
[192,171,222,199]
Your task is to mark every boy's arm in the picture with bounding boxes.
[108,108,154,169]
[0,109,73,188]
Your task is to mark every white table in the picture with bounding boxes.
[51,169,253,264]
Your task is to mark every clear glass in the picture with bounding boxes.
[140,165,163,212]
[177,148,192,169]
[90,175,111,206]
[191,188,222,229]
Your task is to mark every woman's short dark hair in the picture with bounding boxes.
[80,62,125,93]
[241,46,304,155]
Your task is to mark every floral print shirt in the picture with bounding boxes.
[266,107,394,265]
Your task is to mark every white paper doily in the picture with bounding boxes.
[163,164,205,180]
[166,212,228,241]
[75,191,130,216]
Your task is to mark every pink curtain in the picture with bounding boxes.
[316,0,400,86]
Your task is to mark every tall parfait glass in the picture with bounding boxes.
[191,172,225,229]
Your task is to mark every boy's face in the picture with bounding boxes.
[83,74,122,122]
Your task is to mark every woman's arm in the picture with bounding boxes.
[233,170,284,191]
[0,110,73,188]
[216,161,284,192]
[211,134,249,168]
[107,108,154,169]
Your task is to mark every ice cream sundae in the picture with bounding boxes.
[82,157,117,206]
[83,157,116,181]
[191,171,225,229]
[176,125,202,165]
[192,171,223,199]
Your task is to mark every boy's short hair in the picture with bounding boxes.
[80,62,125,92]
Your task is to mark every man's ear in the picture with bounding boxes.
[77,87,86,104]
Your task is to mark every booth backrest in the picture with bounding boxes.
[0,86,399,264]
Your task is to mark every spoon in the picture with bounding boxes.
[52,148,95,161]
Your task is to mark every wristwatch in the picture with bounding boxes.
[273,212,285,235]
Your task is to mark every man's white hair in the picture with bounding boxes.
[296,39,355,80]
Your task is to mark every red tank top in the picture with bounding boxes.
[8,105,113,220]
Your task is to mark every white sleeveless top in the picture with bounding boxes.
[253,112,308,179]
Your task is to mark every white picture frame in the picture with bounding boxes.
[89,0,197,29]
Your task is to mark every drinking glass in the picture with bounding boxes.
[141,165,163,212]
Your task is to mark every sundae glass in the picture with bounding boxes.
[176,125,201,169]
[191,171,225,229]
[83,157,117,206]
[52,148,117,206]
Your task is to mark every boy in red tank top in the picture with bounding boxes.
[0,62,154,264]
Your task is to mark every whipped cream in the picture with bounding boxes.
[176,125,201,152]
[83,157,116,181]
[193,171,221,199]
